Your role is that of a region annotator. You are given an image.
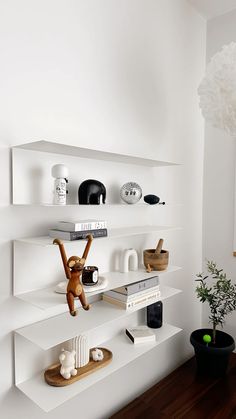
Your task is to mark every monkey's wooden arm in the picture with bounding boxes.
[53,239,71,279]
[82,234,93,261]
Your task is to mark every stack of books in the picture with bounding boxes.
[102,276,160,310]
[49,219,108,241]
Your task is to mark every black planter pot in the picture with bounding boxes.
[190,328,235,377]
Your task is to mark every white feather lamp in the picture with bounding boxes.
[198,42,236,256]
[198,42,236,136]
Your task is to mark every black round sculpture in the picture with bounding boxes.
[78,179,106,205]
[144,194,165,205]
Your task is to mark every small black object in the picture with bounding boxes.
[78,179,106,205]
[82,266,99,286]
[144,194,165,205]
[147,301,163,328]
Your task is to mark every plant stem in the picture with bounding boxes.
[213,323,216,344]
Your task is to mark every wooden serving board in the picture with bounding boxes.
[44,348,112,387]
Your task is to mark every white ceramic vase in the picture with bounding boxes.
[73,335,90,368]
[120,248,138,273]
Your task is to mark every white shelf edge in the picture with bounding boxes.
[15,285,182,350]
[14,266,182,310]
[11,203,149,207]
[11,203,182,207]
[14,225,182,247]
[13,140,180,167]
[16,323,182,412]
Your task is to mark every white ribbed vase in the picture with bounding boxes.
[74,335,90,368]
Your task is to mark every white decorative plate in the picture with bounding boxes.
[54,276,108,294]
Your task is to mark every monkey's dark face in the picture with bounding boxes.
[67,256,86,271]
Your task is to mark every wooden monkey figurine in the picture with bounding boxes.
[53,234,93,316]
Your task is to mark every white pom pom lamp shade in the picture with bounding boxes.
[198,42,236,136]
[198,42,236,256]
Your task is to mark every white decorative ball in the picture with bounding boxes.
[120,182,142,204]
[91,348,104,362]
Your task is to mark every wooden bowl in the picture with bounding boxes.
[143,249,169,271]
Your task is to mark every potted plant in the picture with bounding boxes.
[190,260,236,377]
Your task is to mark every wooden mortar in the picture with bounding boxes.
[143,239,169,271]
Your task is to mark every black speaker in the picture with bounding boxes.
[147,301,163,328]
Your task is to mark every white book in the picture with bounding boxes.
[49,228,107,240]
[114,276,159,295]
[56,220,107,232]
[104,285,160,302]
[125,326,156,344]
[102,290,161,310]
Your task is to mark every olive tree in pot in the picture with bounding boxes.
[190,261,236,377]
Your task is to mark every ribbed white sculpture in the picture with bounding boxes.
[120,248,138,273]
[198,42,236,136]
[73,335,90,368]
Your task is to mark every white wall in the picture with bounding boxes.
[0,1,206,418]
[203,10,236,339]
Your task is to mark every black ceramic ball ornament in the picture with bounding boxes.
[144,194,165,205]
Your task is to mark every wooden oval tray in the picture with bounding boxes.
[44,347,112,387]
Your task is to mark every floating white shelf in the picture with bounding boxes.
[12,203,181,207]
[15,266,182,310]
[16,323,182,412]
[12,140,183,413]
[13,140,179,167]
[12,203,149,207]
[15,225,181,247]
[15,285,182,350]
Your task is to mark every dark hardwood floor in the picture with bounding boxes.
[111,354,236,419]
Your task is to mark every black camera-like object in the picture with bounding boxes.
[82,266,99,286]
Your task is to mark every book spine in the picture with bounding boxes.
[103,290,161,309]
[126,276,159,295]
[125,329,155,344]
[105,285,160,302]
[49,229,108,240]
[125,329,135,343]
[70,229,107,240]
[78,221,107,231]
[127,291,161,309]
[58,221,107,231]
[115,276,159,296]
